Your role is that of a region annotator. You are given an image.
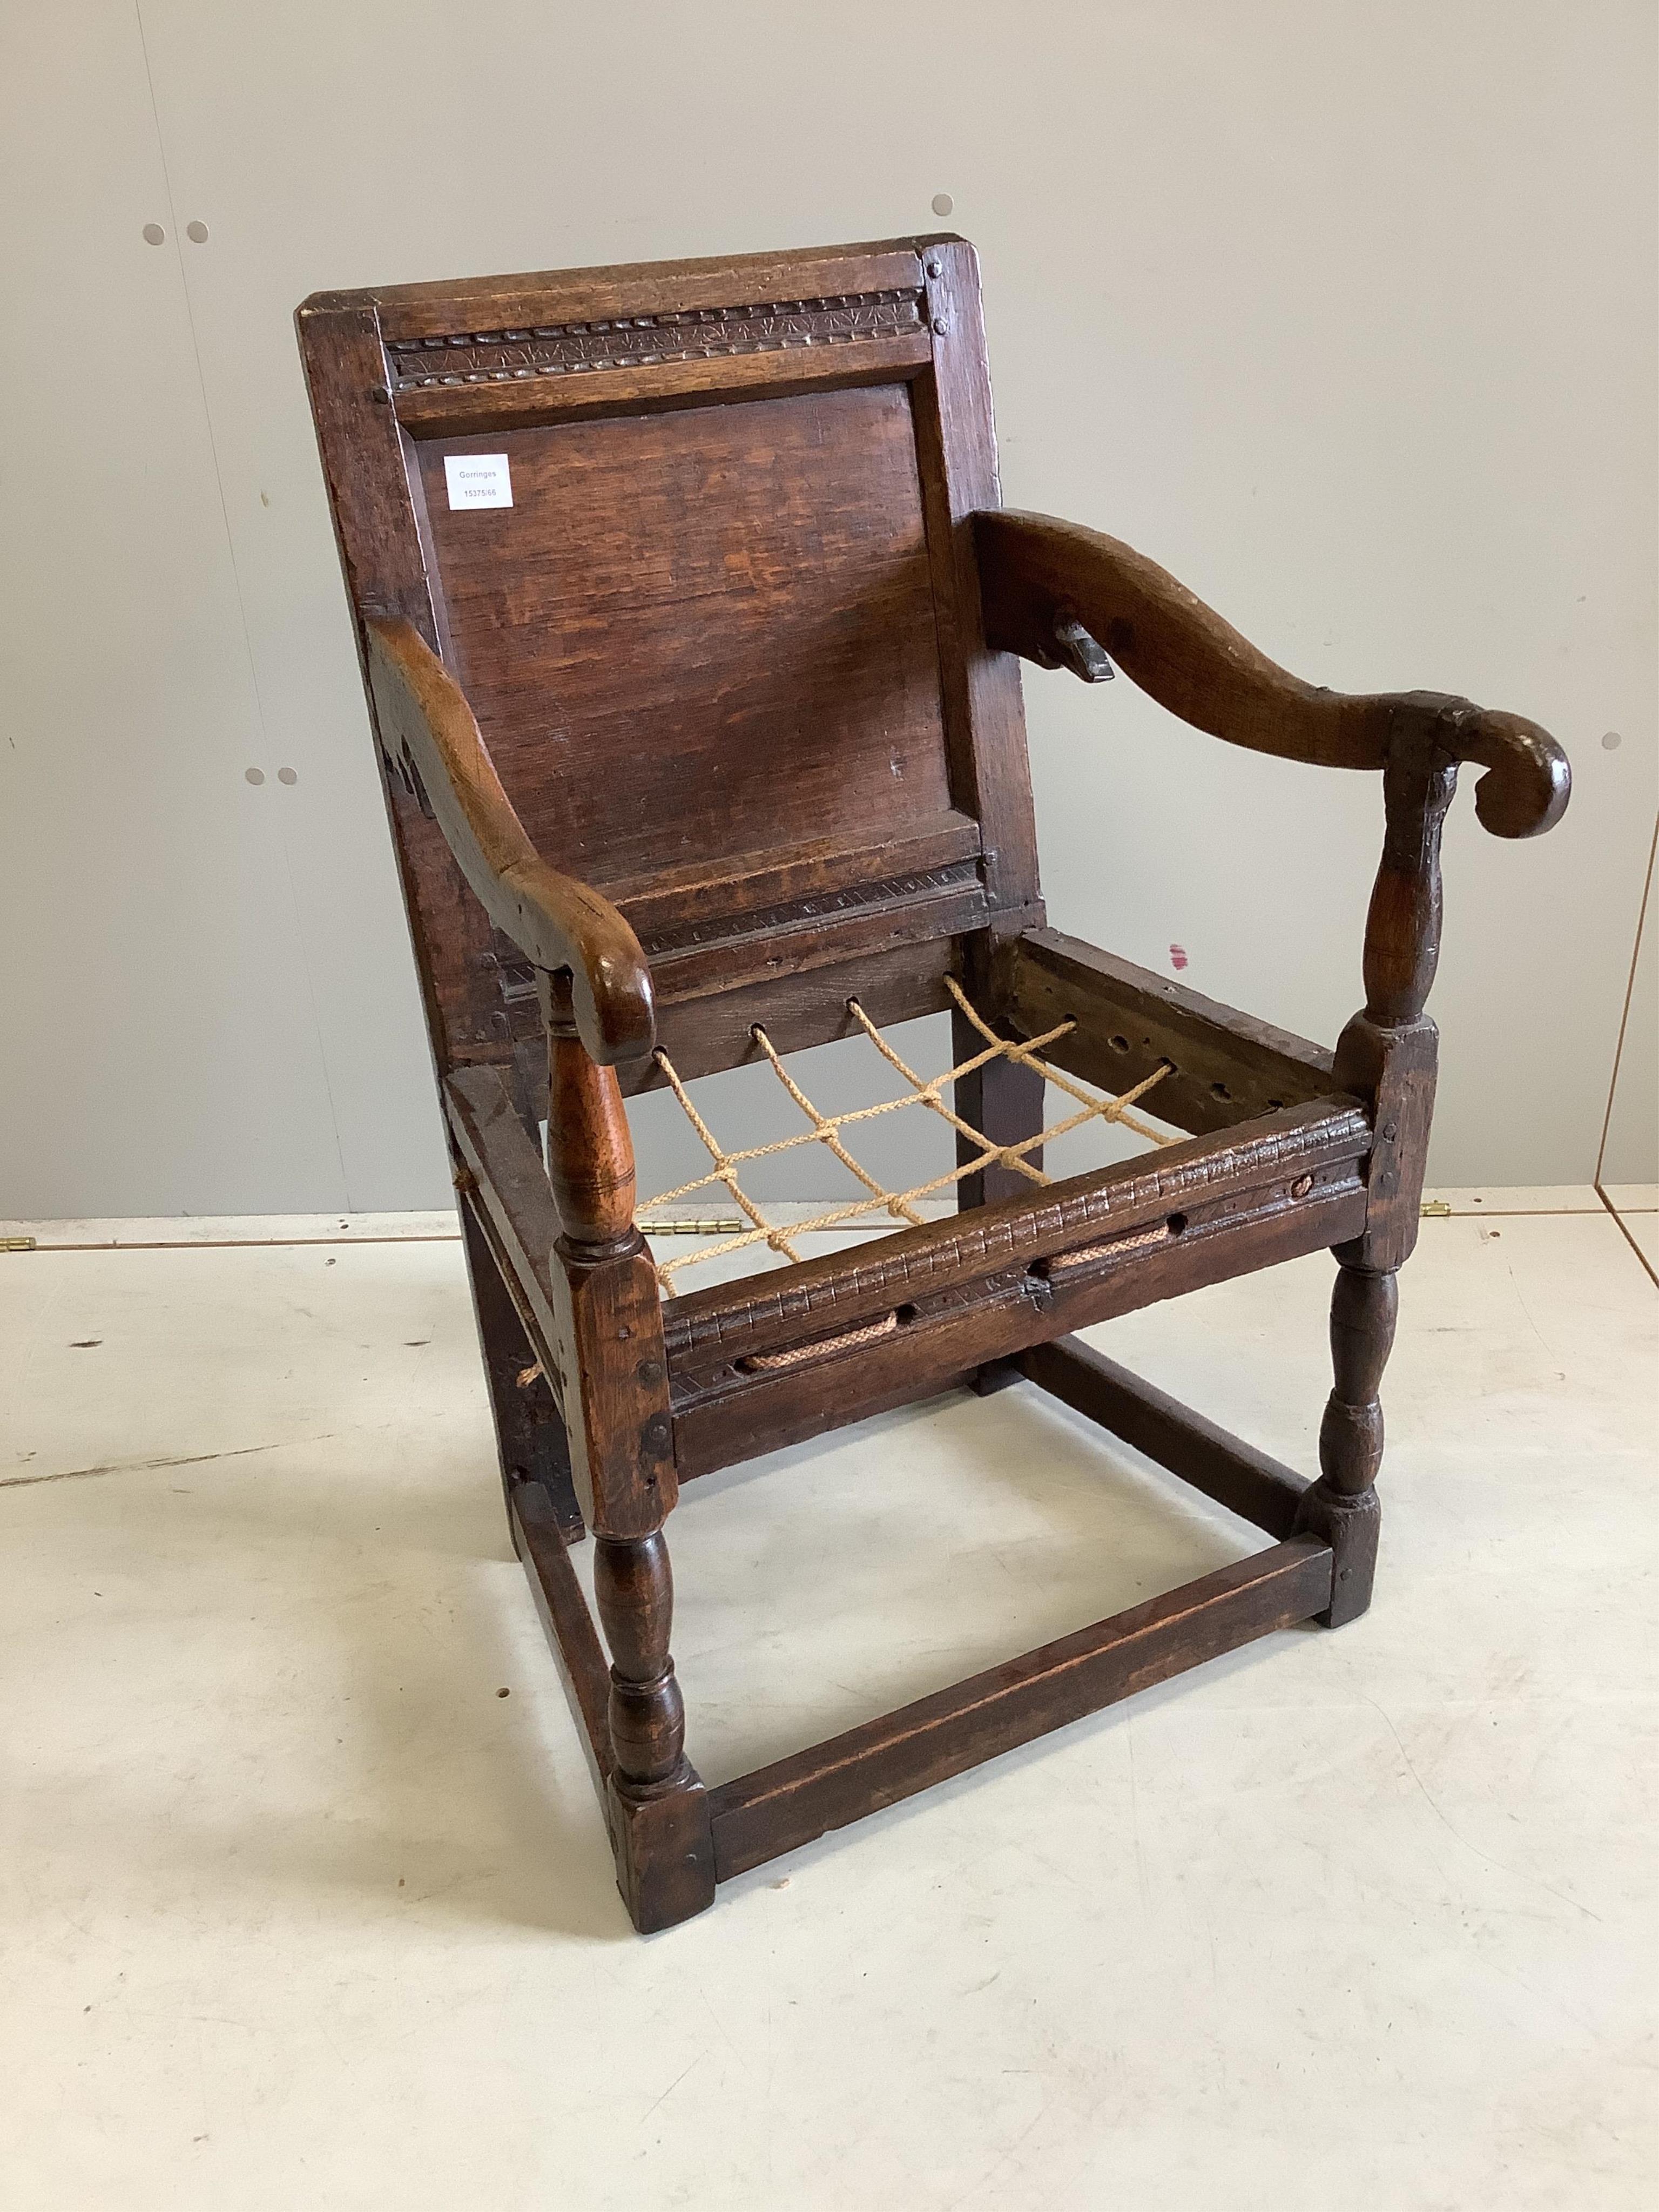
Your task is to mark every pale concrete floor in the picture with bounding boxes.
[1,1192,1654,2210]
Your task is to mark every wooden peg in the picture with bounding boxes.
[1050,608,1115,683]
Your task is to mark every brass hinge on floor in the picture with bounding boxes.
[2,1236,37,1252]
[1419,1201,1452,1219]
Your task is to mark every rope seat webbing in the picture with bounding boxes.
[641,976,1176,1291]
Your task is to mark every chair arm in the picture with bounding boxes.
[364,617,655,1064]
[974,510,1569,840]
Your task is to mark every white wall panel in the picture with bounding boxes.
[1600,824,1658,1188]
[0,2,349,1215]
[2,1,1653,1209]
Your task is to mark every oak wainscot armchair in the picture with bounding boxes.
[298,237,1569,1931]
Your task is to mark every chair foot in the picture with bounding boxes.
[1292,1477,1380,1627]
[594,1530,714,1930]
[608,1765,717,1932]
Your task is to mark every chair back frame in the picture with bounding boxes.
[298,236,1041,1093]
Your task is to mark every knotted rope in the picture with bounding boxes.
[642,975,1175,1289]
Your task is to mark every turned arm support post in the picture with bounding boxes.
[536,970,714,1927]
[534,971,671,1536]
[364,615,655,1067]
[976,510,1575,1634]
[539,968,640,1257]
[1331,692,1555,1269]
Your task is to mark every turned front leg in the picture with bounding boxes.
[540,968,714,1930]
[594,1530,685,1786]
[1298,709,1451,1626]
[1297,1263,1397,1626]
[581,1479,715,1943]
[591,1526,711,1931]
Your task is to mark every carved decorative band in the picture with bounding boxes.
[638,860,982,961]
[385,290,925,392]
[473,860,983,1019]
[664,1109,1371,1361]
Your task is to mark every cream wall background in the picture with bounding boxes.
[2,0,1654,1215]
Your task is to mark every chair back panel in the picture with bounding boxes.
[416,383,953,891]
[298,237,1039,1082]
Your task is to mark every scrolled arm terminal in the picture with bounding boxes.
[974,510,1570,841]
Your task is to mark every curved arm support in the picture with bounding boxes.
[365,616,654,1064]
[974,511,1570,840]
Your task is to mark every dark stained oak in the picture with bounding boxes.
[444,1064,566,1397]
[1007,928,1335,1137]
[1294,1265,1398,1627]
[976,511,1571,838]
[294,301,505,1068]
[298,233,1572,1932]
[606,812,980,943]
[537,970,676,1546]
[911,241,1041,919]
[416,387,956,894]
[1019,1336,1309,1539]
[393,331,934,441]
[459,1194,583,1545]
[512,1480,612,1797]
[952,1006,1047,1202]
[708,1539,1334,1880]
[593,1527,716,1933]
[366,616,655,1064]
[346,239,932,345]
[664,1098,1371,1479]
